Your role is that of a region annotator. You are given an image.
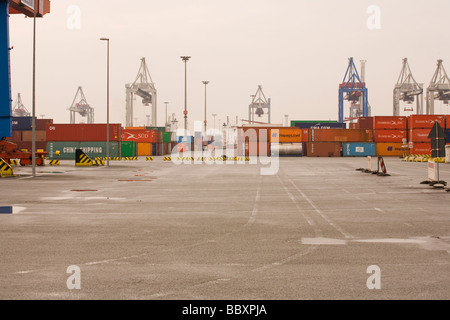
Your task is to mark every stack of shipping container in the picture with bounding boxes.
[408,115,446,155]
[7,117,53,152]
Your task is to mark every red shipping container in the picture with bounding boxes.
[411,142,431,155]
[36,119,53,131]
[310,129,373,142]
[121,129,157,143]
[409,129,432,142]
[374,130,407,143]
[46,124,121,142]
[306,142,341,157]
[408,115,445,129]
[357,117,374,130]
[373,116,407,130]
[301,129,309,142]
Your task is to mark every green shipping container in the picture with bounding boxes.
[121,141,136,157]
[46,141,120,160]
[163,132,171,143]
[145,126,166,132]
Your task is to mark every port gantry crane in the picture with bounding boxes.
[68,86,94,124]
[426,59,450,115]
[12,93,30,117]
[338,57,369,123]
[0,1,50,169]
[125,57,157,127]
[248,85,271,124]
[393,58,423,116]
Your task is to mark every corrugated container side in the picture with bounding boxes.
[47,141,119,159]
[21,130,47,142]
[12,117,35,131]
[409,129,431,142]
[36,119,53,131]
[446,129,450,143]
[46,141,80,159]
[15,141,46,152]
[244,141,270,156]
[376,143,410,157]
[310,129,373,142]
[343,143,376,157]
[79,142,120,159]
[137,142,152,156]
[306,142,341,157]
[121,141,136,157]
[269,128,302,143]
[121,129,157,143]
[163,132,171,143]
[11,130,23,142]
[46,124,121,142]
[408,115,445,129]
[373,116,407,130]
[411,142,431,155]
[356,117,374,130]
[373,130,407,143]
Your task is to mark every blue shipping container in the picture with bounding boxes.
[12,116,36,131]
[176,136,194,143]
[294,122,346,129]
[343,142,376,157]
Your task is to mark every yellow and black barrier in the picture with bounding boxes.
[145,157,153,161]
[75,149,98,167]
[403,154,431,162]
[163,157,172,161]
[49,160,60,166]
[123,157,138,161]
[9,159,19,166]
[0,158,14,177]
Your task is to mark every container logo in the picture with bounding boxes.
[48,126,56,131]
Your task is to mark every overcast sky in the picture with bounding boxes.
[9,0,450,130]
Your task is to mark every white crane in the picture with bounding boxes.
[393,58,423,116]
[68,86,94,124]
[125,58,157,127]
[426,59,450,115]
[12,93,30,117]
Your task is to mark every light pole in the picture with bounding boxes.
[100,37,110,166]
[202,81,209,135]
[181,56,190,137]
[31,3,37,176]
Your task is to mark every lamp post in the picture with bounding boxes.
[31,2,37,176]
[164,101,169,127]
[212,114,217,131]
[100,37,110,166]
[202,81,209,135]
[180,56,190,137]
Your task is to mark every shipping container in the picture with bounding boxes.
[343,143,376,157]
[270,143,303,157]
[243,141,271,156]
[306,142,341,157]
[21,130,47,142]
[446,129,450,143]
[145,126,166,132]
[46,141,119,159]
[12,116,35,131]
[373,130,407,143]
[237,127,273,142]
[356,117,374,130]
[46,124,121,142]
[373,116,408,130]
[410,142,431,155]
[121,129,157,143]
[157,131,164,143]
[408,115,445,129]
[163,142,171,155]
[121,141,136,157]
[269,128,302,143]
[176,136,194,144]
[348,123,357,129]
[36,119,53,131]
[310,129,373,142]
[152,143,158,155]
[409,129,432,142]
[301,129,309,142]
[11,130,23,142]
[137,143,152,156]
[376,143,410,157]
[163,132,171,143]
[292,121,346,129]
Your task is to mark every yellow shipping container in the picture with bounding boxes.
[376,143,410,157]
[137,142,152,156]
[270,128,302,143]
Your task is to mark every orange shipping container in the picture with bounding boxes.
[137,142,152,156]
[373,130,407,143]
[21,130,47,142]
[409,129,431,142]
[373,116,407,130]
[408,115,445,129]
[410,142,431,155]
[269,128,302,143]
[310,129,373,142]
[376,143,410,157]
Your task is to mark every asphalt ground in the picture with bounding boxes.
[0,156,449,300]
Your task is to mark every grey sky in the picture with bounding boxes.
[9,0,450,130]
